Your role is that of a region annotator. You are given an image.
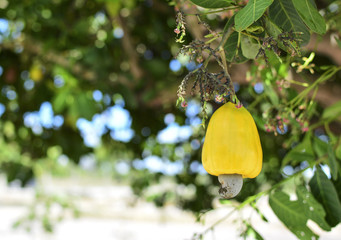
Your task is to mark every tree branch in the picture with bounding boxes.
[114,15,144,81]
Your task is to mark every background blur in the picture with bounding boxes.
[1,0,341,239]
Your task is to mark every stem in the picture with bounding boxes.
[239,31,261,43]
[192,208,238,240]
[218,46,236,100]
[218,27,233,49]
[191,27,234,74]
[215,27,236,100]
[306,87,318,119]
[287,79,309,87]
[247,94,266,110]
[289,66,341,109]
[186,6,241,16]
[309,114,340,131]
[205,36,220,44]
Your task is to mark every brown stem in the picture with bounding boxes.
[114,15,144,81]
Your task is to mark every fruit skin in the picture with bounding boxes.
[202,102,263,179]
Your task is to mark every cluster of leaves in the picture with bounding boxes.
[175,37,233,123]
[175,0,326,125]
[269,129,341,239]
[175,0,341,239]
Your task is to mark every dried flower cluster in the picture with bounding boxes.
[256,31,302,63]
[177,67,231,117]
[174,11,186,43]
[175,35,236,123]
[263,104,310,136]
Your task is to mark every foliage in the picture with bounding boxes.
[0,0,341,238]
[176,0,341,239]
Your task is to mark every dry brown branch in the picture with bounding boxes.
[1,37,97,82]
[114,15,144,81]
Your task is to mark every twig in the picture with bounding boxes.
[191,157,328,240]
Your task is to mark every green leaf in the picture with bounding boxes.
[309,166,341,227]
[332,175,341,202]
[223,17,248,63]
[223,15,235,33]
[322,100,341,120]
[240,35,261,59]
[269,191,317,239]
[264,17,283,38]
[263,84,279,106]
[313,137,328,158]
[189,0,234,9]
[69,92,97,122]
[251,202,268,222]
[269,0,310,45]
[53,90,70,113]
[336,138,341,160]
[76,93,97,120]
[265,49,282,68]
[253,115,266,131]
[296,186,331,231]
[224,31,239,62]
[261,70,281,105]
[282,152,315,167]
[292,0,326,34]
[234,47,249,63]
[245,25,264,34]
[53,66,78,88]
[243,222,264,240]
[235,0,273,31]
[328,145,339,180]
[282,133,314,167]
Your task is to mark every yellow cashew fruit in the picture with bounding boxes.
[202,102,263,198]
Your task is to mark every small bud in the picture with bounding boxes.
[265,125,271,132]
[283,118,289,124]
[196,56,203,63]
[235,101,243,109]
[174,28,180,34]
[215,95,224,103]
[181,101,188,108]
[302,127,309,132]
[299,104,306,110]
